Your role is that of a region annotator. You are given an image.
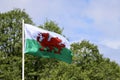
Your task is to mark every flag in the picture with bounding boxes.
[24,24,72,63]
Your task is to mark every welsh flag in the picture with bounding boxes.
[24,24,72,63]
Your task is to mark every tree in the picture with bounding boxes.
[71,40,103,66]
[0,9,33,80]
[71,40,120,80]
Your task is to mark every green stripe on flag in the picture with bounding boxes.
[25,39,72,63]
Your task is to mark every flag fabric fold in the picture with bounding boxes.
[24,24,72,63]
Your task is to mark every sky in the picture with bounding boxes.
[0,0,120,64]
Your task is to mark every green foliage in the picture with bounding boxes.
[0,9,33,80]
[71,40,103,65]
[71,40,120,80]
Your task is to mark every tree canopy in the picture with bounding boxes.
[0,9,33,80]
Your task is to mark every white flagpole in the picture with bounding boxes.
[22,19,25,80]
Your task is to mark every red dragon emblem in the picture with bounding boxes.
[36,33,65,54]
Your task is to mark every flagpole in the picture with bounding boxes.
[22,19,25,80]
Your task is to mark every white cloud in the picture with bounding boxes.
[83,0,120,37]
[0,0,29,12]
[85,0,120,22]
[101,40,120,49]
[98,44,120,64]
